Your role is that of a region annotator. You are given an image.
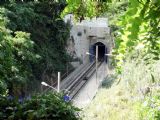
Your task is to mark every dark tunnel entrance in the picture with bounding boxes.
[89,42,107,63]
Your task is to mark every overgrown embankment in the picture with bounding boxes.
[83,58,160,120]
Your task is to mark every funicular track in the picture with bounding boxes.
[60,61,102,100]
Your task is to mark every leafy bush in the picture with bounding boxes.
[0,13,39,95]
[0,80,7,96]
[0,92,80,120]
[114,0,160,72]
[6,0,70,83]
[135,94,160,120]
[0,0,71,96]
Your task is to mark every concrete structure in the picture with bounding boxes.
[66,17,113,64]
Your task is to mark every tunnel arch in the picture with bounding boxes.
[89,42,108,63]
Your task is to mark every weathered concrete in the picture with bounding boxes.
[66,17,113,64]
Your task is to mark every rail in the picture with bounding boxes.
[61,61,102,99]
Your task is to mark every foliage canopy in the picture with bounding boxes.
[0,0,70,96]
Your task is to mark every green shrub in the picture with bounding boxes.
[135,95,160,120]
[0,25,39,96]
[0,92,80,120]
[0,0,71,96]
[0,80,7,96]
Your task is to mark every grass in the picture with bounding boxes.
[83,79,139,120]
[82,60,160,120]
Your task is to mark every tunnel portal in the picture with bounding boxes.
[89,42,107,63]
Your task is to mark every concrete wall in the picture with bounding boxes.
[68,17,112,64]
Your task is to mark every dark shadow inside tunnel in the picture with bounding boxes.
[89,42,107,63]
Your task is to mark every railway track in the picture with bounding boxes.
[61,61,102,100]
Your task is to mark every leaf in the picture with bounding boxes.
[24,110,34,115]
[151,73,155,83]
[126,40,135,47]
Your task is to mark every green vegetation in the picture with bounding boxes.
[83,58,160,120]
[62,0,109,20]
[0,0,160,119]
[0,1,79,119]
[0,92,80,120]
[115,0,160,72]
[0,0,70,96]
[137,95,160,120]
